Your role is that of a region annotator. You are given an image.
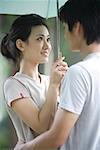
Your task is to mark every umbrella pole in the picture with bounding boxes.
[56,0,62,59]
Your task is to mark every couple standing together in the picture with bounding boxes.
[1,0,100,149]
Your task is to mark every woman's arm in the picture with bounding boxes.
[12,59,67,134]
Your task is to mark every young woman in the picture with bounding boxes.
[0,14,67,148]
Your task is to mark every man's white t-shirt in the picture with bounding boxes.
[59,52,100,150]
[4,72,49,142]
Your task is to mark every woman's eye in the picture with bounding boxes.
[37,37,43,41]
[47,37,51,42]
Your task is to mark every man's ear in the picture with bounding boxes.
[73,22,82,35]
[16,39,25,52]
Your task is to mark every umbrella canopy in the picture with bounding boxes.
[0,0,67,57]
[0,0,66,18]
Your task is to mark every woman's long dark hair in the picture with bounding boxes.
[0,14,49,66]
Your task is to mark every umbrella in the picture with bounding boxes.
[0,0,66,18]
[0,0,66,56]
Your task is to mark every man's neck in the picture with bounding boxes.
[80,42,100,57]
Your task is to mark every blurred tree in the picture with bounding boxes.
[0,14,18,149]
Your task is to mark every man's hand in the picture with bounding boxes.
[14,141,28,150]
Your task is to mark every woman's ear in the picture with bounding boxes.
[16,39,25,52]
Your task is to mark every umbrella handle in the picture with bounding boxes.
[56,0,60,57]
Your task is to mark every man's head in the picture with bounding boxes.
[59,0,100,45]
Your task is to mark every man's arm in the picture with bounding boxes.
[22,107,79,150]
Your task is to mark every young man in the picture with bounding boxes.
[15,0,100,149]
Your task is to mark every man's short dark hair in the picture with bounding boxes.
[59,0,100,45]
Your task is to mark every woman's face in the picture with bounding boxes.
[22,25,51,64]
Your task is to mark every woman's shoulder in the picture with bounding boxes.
[4,72,25,88]
[4,76,18,93]
[4,76,15,85]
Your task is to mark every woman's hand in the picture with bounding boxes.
[50,55,68,88]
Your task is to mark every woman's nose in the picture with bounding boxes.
[43,40,49,49]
